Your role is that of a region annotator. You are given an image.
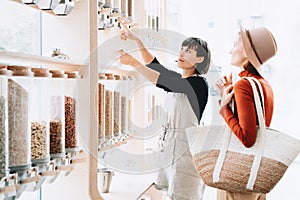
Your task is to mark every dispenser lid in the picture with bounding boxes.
[7,66,34,77]
[128,75,135,80]
[65,71,81,79]
[114,74,122,80]
[32,68,52,77]
[105,73,115,80]
[0,67,12,76]
[49,70,67,78]
[98,73,107,80]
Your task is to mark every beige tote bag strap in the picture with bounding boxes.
[213,125,232,182]
[212,77,267,188]
[213,101,234,182]
[244,77,267,190]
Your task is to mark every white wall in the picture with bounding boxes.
[167,0,300,138]
[41,1,91,199]
[166,0,300,199]
[42,0,89,63]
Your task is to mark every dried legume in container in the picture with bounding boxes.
[49,70,66,159]
[64,71,80,154]
[30,68,51,170]
[98,73,106,143]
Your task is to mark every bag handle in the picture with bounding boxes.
[212,125,232,182]
[213,99,235,182]
[243,77,267,190]
[213,77,268,190]
[244,77,266,128]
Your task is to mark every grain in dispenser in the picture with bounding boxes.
[120,75,129,137]
[104,73,115,143]
[113,74,122,139]
[0,68,11,180]
[7,66,33,177]
[98,73,107,145]
[128,75,135,135]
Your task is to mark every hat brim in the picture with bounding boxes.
[240,25,263,74]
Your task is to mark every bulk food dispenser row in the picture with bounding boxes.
[98,73,135,150]
[0,66,83,199]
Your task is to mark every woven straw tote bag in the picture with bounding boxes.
[186,77,300,193]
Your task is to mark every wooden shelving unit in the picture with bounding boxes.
[1,0,168,199]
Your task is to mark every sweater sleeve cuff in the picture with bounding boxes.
[219,104,234,120]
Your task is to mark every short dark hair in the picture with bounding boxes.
[181,37,211,75]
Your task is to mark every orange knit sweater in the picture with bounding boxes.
[219,70,274,148]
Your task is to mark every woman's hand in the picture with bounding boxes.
[120,21,139,41]
[216,73,233,98]
[120,29,139,41]
[119,50,160,85]
[119,21,154,64]
[119,50,140,68]
[219,84,234,107]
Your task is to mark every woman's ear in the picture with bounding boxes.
[197,56,205,64]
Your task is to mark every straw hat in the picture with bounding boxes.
[240,26,277,74]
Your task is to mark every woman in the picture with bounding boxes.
[119,27,211,200]
[216,26,277,200]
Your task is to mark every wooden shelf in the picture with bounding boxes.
[99,139,129,152]
[0,50,87,71]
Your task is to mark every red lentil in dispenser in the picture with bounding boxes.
[64,71,81,157]
[49,70,67,161]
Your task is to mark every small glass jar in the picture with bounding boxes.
[0,68,11,180]
[7,66,33,175]
[98,73,107,144]
[64,71,81,155]
[113,75,122,138]
[30,68,52,172]
[49,70,67,159]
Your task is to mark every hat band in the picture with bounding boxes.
[246,30,263,65]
